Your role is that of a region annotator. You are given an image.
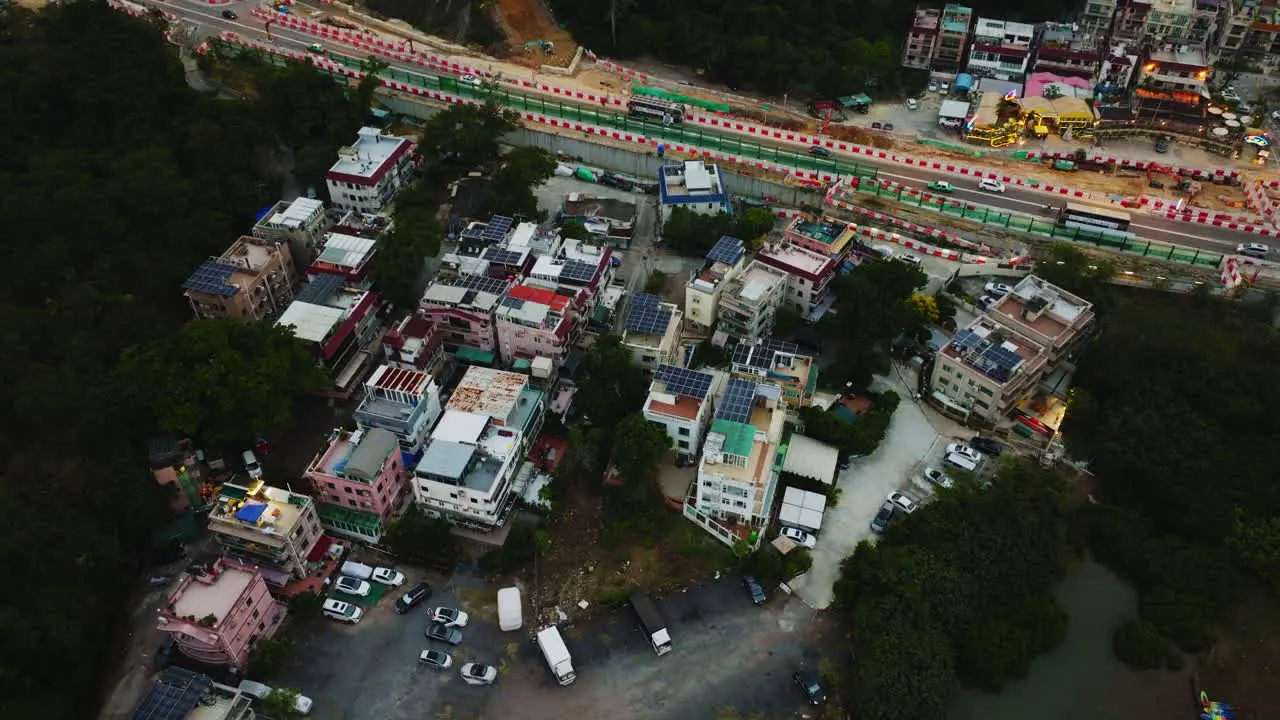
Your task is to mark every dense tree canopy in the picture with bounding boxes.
[661,206,775,257]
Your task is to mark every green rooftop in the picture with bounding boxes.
[317,502,383,537]
[711,418,757,458]
[455,347,496,364]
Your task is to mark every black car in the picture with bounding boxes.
[793,670,827,706]
[807,146,832,157]
[969,437,1005,456]
[220,9,237,19]
[743,574,767,605]
[870,502,895,534]
[424,621,463,645]
[395,582,432,615]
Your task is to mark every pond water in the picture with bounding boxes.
[949,559,1193,720]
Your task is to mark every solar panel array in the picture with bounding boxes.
[626,293,671,334]
[716,378,757,424]
[560,259,598,283]
[983,343,1022,372]
[732,338,801,369]
[132,667,212,720]
[501,296,525,309]
[296,273,343,304]
[183,261,238,297]
[950,328,983,352]
[459,225,486,243]
[457,274,509,296]
[483,247,524,266]
[480,215,513,243]
[707,235,746,265]
[655,364,713,400]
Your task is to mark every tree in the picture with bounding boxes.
[419,102,518,170]
[773,303,803,338]
[1227,514,1280,593]
[644,269,668,294]
[573,334,650,431]
[907,293,939,325]
[257,688,305,720]
[850,598,958,720]
[115,319,328,448]
[372,178,444,307]
[384,509,459,569]
[559,219,592,241]
[286,592,325,625]
[247,636,295,678]
[832,258,927,346]
[611,414,669,486]
[486,146,556,219]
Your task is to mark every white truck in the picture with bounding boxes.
[536,626,576,685]
[630,592,672,656]
[340,560,374,580]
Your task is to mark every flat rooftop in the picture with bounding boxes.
[496,284,571,329]
[170,565,254,623]
[701,422,773,486]
[421,277,505,313]
[725,264,786,306]
[259,197,324,230]
[659,161,728,204]
[563,193,637,222]
[315,232,377,270]
[277,301,345,343]
[328,127,411,181]
[646,392,702,421]
[784,217,856,255]
[416,423,519,493]
[756,243,835,281]
[208,484,309,544]
[989,275,1094,347]
[941,317,1048,385]
[447,366,528,422]
[1149,46,1209,68]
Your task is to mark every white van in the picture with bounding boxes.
[237,680,313,715]
[241,450,263,479]
[497,587,523,631]
[944,452,978,472]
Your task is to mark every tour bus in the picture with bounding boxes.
[627,97,686,124]
[1057,202,1131,233]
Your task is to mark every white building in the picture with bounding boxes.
[966,17,1034,80]
[352,365,443,455]
[685,236,748,334]
[658,160,730,225]
[325,127,415,214]
[754,241,839,320]
[642,364,719,454]
[252,196,330,270]
[621,293,684,370]
[717,261,786,343]
[412,409,525,531]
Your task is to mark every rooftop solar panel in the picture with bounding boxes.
[182,261,238,297]
[630,292,660,309]
[707,235,746,265]
[484,247,523,265]
[296,273,344,305]
[131,667,212,720]
[716,378,757,424]
[626,293,672,334]
[480,215,513,243]
[457,274,509,296]
[732,338,801,369]
[561,260,598,282]
[951,328,983,352]
[655,364,713,400]
[501,296,525,309]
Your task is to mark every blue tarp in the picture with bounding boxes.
[235,502,269,523]
[955,73,974,92]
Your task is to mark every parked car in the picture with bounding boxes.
[887,491,918,514]
[945,452,979,472]
[928,79,940,93]
[884,122,895,131]
[460,663,498,686]
[927,180,955,193]
[780,527,817,549]
[969,437,1005,456]
[334,576,372,597]
[793,670,828,706]
[871,122,883,129]
[429,607,470,628]
[1221,85,1241,103]
[371,567,406,587]
[940,81,951,93]
[870,502,896,534]
[905,98,919,110]
[978,178,1006,193]
[946,443,981,462]
[425,622,463,645]
[396,582,432,614]
[743,574,767,605]
[1154,136,1170,153]
[1271,109,1280,123]
[984,282,1014,296]
[808,145,832,157]
[220,9,237,19]
[322,599,363,624]
[238,681,314,716]
[1237,242,1270,258]
[897,253,922,266]
[976,294,998,310]
[241,450,263,480]
[460,74,482,87]
[922,467,953,489]
[418,649,453,670]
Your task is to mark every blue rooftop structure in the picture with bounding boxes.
[657,161,729,211]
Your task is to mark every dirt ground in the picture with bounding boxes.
[1197,591,1280,717]
[489,0,577,67]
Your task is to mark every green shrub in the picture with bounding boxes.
[1113,619,1181,670]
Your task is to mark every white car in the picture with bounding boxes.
[928,79,939,93]
[780,527,817,549]
[978,178,1006,193]
[322,598,363,624]
[887,491,918,514]
[946,443,982,463]
[905,98,919,110]
[419,649,453,670]
[921,467,953,489]
[984,282,1014,296]
[334,576,372,597]
[977,294,998,310]
[460,663,498,686]
[1271,109,1280,123]
[371,567,406,587]
[940,81,950,93]
[237,680,313,716]
[1237,242,1270,259]
[460,74,482,87]
[429,607,470,628]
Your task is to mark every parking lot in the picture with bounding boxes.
[277,567,833,719]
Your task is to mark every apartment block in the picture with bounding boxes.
[643,364,719,454]
[754,241,839,320]
[985,275,1095,362]
[495,283,575,372]
[353,364,444,455]
[934,3,975,72]
[182,236,297,322]
[686,236,748,334]
[718,261,786,343]
[308,231,378,288]
[420,274,512,364]
[276,276,381,397]
[253,196,330,271]
[207,481,324,585]
[156,558,286,670]
[658,161,730,225]
[902,6,941,69]
[325,127,415,214]
[622,292,684,370]
[1215,0,1280,58]
[1078,0,1120,34]
[456,214,517,257]
[561,193,638,247]
[133,668,256,720]
[525,236,617,320]
[1134,46,1211,122]
[730,339,819,410]
[306,427,408,542]
[1033,23,1104,81]
[967,17,1034,79]
[382,311,445,374]
[1099,42,1139,90]
[1145,0,1220,44]
[781,216,857,260]
[1112,0,1153,42]
[447,366,546,440]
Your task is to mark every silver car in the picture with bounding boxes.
[460,663,497,686]
[425,622,463,645]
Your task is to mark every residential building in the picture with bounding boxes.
[658,161,730,225]
[457,215,517,257]
[643,364,719,453]
[1133,46,1211,122]
[494,283,575,373]
[561,193,638,247]
[1112,0,1153,42]
[1078,0,1120,34]
[307,232,378,288]
[1032,24,1104,82]
[148,436,206,513]
[967,17,1034,80]
[934,3,975,72]
[305,427,408,542]
[688,378,787,547]
[985,275,1095,362]
[1215,0,1280,59]
[252,196,330,271]
[525,236,617,319]
[381,312,446,374]
[325,126,415,214]
[132,668,255,720]
[182,236,297,322]
[902,6,941,69]
[781,216,857,260]
[730,339,819,410]
[621,293,684,370]
[931,315,1052,422]
[685,236,749,334]
[446,366,546,442]
[353,364,444,454]
[276,276,381,398]
[754,241,839,320]
[718,262,786,343]
[1099,42,1139,91]
[412,410,526,531]
[156,558,286,670]
[207,481,324,585]
[419,274,512,365]
[1113,0,1219,44]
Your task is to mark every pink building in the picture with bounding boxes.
[382,312,446,374]
[306,427,408,542]
[156,558,286,670]
[420,274,512,363]
[494,283,575,370]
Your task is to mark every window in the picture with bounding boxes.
[252,608,260,619]
[326,482,336,489]
[678,440,690,449]
[347,500,357,507]
[677,427,690,436]
[344,486,353,494]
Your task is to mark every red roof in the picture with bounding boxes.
[508,283,571,312]
[325,140,413,188]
